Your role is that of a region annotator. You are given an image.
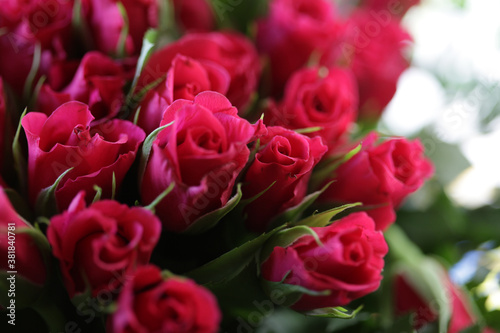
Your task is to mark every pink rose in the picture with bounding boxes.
[0,78,6,171]
[320,133,434,230]
[22,101,145,211]
[108,265,221,333]
[256,0,343,94]
[140,92,261,232]
[81,0,158,55]
[135,53,230,134]
[322,10,411,118]
[360,0,420,18]
[0,187,47,293]
[138,31,260,112]
[37,51,126,120]
[264,66,358,150]
[47,191,161,297]
[261,212,388,311]
[242,126,327,232]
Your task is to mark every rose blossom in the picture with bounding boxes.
[172,0,215,32]
[22,101,145,211]
[256,0,342,94]
[47,191,161,298]
[264,66,358,150]
[138,31,260,112]
[135,53,230,134]
[242,126,327,232]
[37,51,126,120]
[320,132,433,230]
[108,265,221,333]
[140,92,262,232]
[261,212,388,311]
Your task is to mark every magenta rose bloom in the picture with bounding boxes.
[22,101,145,211]
[322,10,411,118]
[0,187,47,294]
[140,92,261,232]
[320,133,434,230]
[172,0,215,32]
[256,0,343,94]
[261,212,388,311]
[37,51,126,120]
[264,66,358,150]
[81,0,158,56]
[108,265,221,333]
[135,53,230,134]
[242,126,327,232]
[47,191,161,298]
[138,31,260,111]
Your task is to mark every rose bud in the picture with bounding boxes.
[172,0,215,32]
[395,272,482,333]
[261,212,388,311]
[108,265,221,333]
[256,0,343,95]
[264,66,358,150]
[322,10,411,119]
[37,51,126,120]
[81,0,158,56]
[135,53,230,134]
[138,31,260,112]
[0,187,48,307]
[242,126,327,232]
[320,133,433,230]
[140,92,262,232]
[47,191,161,298]
[22,101,145,211]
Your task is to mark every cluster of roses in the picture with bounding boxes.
[0,0,482,332]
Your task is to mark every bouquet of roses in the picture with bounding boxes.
[0,0,491,332]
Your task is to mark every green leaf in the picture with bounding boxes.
[92,185,102,203]
[262,277,331,307]
[138,121,174,188]
[183,183,243,235]
[305,305,363,319]
[35,167,74,217]
[294,202,362,228]
[185,224,287,286]
[12,108,27,192]
[267,181,335,230]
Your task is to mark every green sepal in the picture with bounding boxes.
[128,29,158,97]
[183,183,243,235]
[144,182,175,213]
[92,185,102,203]
[185,224,287,286]
[116,2,130,58]
[294,126,323,134]
[138,121,174,188]
[304,305,363,319]
[35,167,74,217]
[310,144,362,191]
[293,202,361,228]
[267,181,335,230]
[12,108,27,193]
[23,42,41,102]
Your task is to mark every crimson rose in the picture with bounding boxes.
[22,101,145,211]
[261,212,388,311]
[242,126,327,232]
[140,92,262,232]
[108,265,221,333]
[320,133,433,230]
[47,191,161,297]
